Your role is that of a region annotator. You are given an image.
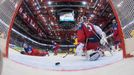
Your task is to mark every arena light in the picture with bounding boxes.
[109,13,112,16]
[50,9,54,12]
[39,14,43,17]
[97,3,101,7]
[48,1,52,5]
[58,37,61,39]
[51,21,54,25]
[90,14,95,17]
[82,1,87,5]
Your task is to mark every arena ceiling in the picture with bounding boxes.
[13,0,115,44]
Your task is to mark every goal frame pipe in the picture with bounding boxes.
[108,0,126,58]
[5,0,127,58]
[5,0,23,57]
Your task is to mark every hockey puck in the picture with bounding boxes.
[55,62,60,65]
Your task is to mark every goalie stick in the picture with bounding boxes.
[91,28,113,55]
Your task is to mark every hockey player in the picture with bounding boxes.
[52,41,60,55]
[76,16,108,61]
[112,19,121,51]
[21,45,49,56]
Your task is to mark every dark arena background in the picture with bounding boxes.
[0,0,134,75]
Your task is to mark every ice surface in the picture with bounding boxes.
[8,48,123,71]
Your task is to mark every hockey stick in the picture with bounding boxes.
[84,38,89,58]
[91,30,113,55]
[63,52,69,58]
[63,45,70,58]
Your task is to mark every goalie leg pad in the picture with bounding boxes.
[89,52,100,61]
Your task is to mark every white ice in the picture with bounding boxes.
[8,48,123,71]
